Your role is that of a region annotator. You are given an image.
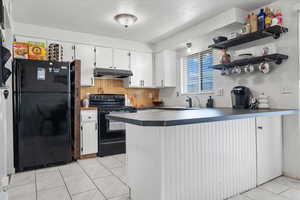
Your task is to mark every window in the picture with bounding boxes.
[181,49,214,94]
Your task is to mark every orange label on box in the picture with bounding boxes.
[28,41,47,60]
[13,42,29,59]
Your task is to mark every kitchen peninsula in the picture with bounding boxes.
[107,108,299,200]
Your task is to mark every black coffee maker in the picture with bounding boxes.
[231,86,251,109]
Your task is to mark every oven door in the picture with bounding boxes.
[99,111,126,142]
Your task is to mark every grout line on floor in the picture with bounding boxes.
[77,159,108,200]
[278,187,292,195]
[34,170,38,200]
[58,166,73,200]
[96,157,128,186]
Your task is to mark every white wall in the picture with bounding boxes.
[161,2,298,109]
[153,8,248,52]
[13,22,153,53]
[159,0,300,178]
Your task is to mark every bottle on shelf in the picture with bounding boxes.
[242,15,251,34]
[272,9,283,26]
[250,13,258,32]
[264,7,273,29]
[258,8,267,31]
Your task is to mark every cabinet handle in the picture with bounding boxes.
[142,80,145,87]
[257,126,263,130]
[91,78,94,85]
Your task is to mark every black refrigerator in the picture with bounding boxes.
[13,59,73,172]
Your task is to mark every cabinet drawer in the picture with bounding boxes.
[81,110,97,122]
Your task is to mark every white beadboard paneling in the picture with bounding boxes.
[126,118,257,200]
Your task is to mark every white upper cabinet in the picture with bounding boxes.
[95,46,113,69]
[129,51,153,88]
[60,42,75,62]
[155,50,177,88]
[75,44,95,86]
[113,49,130,70]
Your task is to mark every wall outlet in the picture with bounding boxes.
[215,88,224,96]
[280,88,292,94]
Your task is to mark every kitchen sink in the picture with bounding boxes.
[156,107,201,111]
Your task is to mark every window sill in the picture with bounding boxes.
[181,91,215,95]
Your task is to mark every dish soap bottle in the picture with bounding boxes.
[206,96,214,108]
[258,8,266,31]
[264,7,273,29]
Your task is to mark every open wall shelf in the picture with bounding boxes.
[212,53,288,70]
[209,25,288,50]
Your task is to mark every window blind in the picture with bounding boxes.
[181,49,213,94]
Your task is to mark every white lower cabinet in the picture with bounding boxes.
[256,115,282,185]
[80,110,98,156]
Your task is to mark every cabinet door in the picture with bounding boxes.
[140,53,153,88]
[163,50,177,87]
[61,42,75,62]
[81,121,98,155]
[96,46,113,69]
[129,52,142,87]
[256,116,282,185]
[155,52,165,87]
[75,44,95,86]
[155,51,176,88]
[114,49,130,70]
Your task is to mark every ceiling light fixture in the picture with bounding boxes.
[186,42,192,53]
[114,13,138,28]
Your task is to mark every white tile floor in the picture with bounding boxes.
[8,154,129,200]
[229,176,300,200]
[7,154,300,200]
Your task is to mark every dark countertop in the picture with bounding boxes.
[106,108,299,126]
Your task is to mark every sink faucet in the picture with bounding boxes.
[186,96,192,108]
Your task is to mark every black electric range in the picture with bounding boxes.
[89,94,137,157]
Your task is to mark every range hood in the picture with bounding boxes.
[94,68,133,78]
